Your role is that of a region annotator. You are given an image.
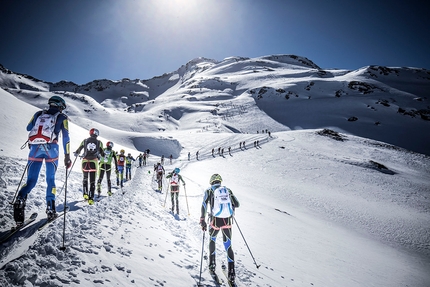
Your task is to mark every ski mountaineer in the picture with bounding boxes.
[125,153,136,180]
[116,149,126,187]
[74,128,104,205]
[154,162,165,191]
[200,174,240,285]
[97,141,118,196]
[165,168,185,214]
[137,153,143,167]
[13,96,71,224]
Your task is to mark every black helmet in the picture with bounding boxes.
[48,95,66,110]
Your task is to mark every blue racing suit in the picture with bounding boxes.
[17,106,70,207]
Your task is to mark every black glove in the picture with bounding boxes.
[64,154,72,169]
[200,217,207,231]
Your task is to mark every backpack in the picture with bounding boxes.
[212,186,233,218]
[101,149,115,164]
[82,137,101,160]
[170,173,179,185]
[28,111,61,144]
[118,154,126,166]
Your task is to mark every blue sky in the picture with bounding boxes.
[1,0,429,85]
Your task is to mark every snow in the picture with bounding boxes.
[0,55,430,287]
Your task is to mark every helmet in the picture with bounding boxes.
[48,95,66,110]
[120,149,125,154]
[209,174,222,185]
[89,128,99,137]
[128,153,131,156]
[174,168,180,174]
[106,141,114,148]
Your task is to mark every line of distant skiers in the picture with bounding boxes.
[13,95,241,285]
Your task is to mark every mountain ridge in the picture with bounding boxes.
[1,54,430,155]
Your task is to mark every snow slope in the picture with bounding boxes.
[0,55,430,287]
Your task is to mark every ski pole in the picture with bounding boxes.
[183,184,190,216]
[20,140,29,150]
[9,162,29,205]
[197,230,206,287]
[55,154,78,200]
[163,182,170,207]
[59,166,68,251]
[233,216,261,268]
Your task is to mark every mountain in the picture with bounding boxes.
[0,55,430,287]
[1,54,430,155]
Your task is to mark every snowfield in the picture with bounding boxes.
[0,55,429,286]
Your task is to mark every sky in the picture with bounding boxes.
[1,0,429,85]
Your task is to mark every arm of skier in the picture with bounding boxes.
[199,188,211,231]
[74,140,84,157]
[228,188,240,209]
[58,114,71,168]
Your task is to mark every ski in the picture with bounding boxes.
[0,212,38,245]
[38,207,69,231]
[96,194,107,202]
[0,212,38,244]
[221,264,238,287]
[209,269,224,286]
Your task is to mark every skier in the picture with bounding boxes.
[116,149,126,187]
[97,141,118,197]
[169,154,173,165]
[154,162,165,191]
[165,168,185,214]
[125,153,136,180]
[74,128,104,205]
[137,153,143,167]
[142,152,147,166]
[14,96,71,224]
[200,174,240,285]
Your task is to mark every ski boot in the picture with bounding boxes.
[88,198,95,205]
[13,196,26,225]
[209,263,216,274]
[46,200,56,221]
[209,254,216,273]
[107,190,112,196]
[83,193,89,200]
[228,262,236,284]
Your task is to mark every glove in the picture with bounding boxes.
[200,217,207,231]
[73,152,79,157]
[64,154,72,169]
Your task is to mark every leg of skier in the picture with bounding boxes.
[106,168,112,196]
[222,227,235,284]
[14,160,42,224]
[45,160,57,219]
[208,226,220,271]
[97,166,105,196]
